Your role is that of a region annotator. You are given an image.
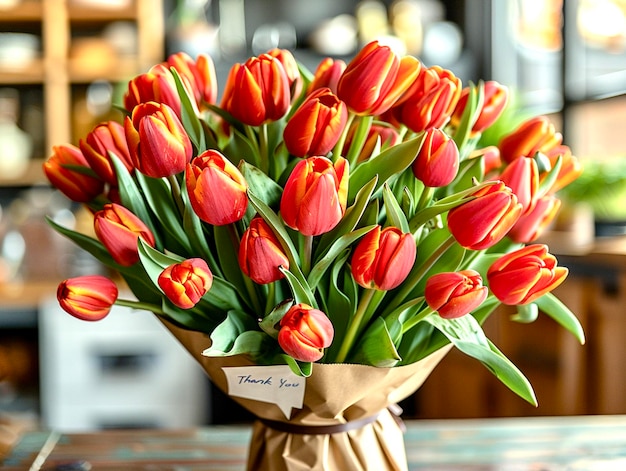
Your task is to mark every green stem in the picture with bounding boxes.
[115,298,164,315]
[167,175,185,215]
[332,112,356,161]
[334,288,377,363]
[382,235,457,317]
[416,185,435,212]
[244,124,262,170]
[402,306,434,334]
[301,235,313,277]
[259,123,270,175]
[345,114,374,167]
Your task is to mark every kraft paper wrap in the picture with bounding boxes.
[161,319,451,471]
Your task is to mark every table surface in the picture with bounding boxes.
[3,415,626,470]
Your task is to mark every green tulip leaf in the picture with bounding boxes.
[537,154,562,198]
[213,224,247,290]
[317,176,378,255]
[159,298,225,334]
[308,225,376,290]
[279,266,316,308]
[426,313,537,406]
[534,293,585,345]
[452,80,483,151]
[348,134,425,202]
[239,160,283,209]
[280,354,313,377]
[382,183,410,233]
[349,317,401,367]
[204,310,271,358]
[259,298,294,338]
[170,67,206,152]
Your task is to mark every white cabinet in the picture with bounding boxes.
[38,295,209,431]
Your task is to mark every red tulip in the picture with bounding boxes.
[543,145,583,194]
[425,270,488,319]
[280,156,349,236]
[277,303,334,362]
[158,258,213,309]
[283,88,348,157]
[412,128,460,187]
[447,181,523,250]
[57,275,118,321]
[93,203,156,266]
[508,195,561,243]
[220,53,291,126]
[79,121,133,185]
[267,48,303,99]
[123,63,184,115]
[43,144,104,203]
[451,81,508,134]
[337,40,421,116]
[125,101,193,178]
[186,150,248,226]
[497,156,539,215]
[306,57,346,95]
[468,146,502,176]
[391,65,462,132]
[351,225,416,290]
[487,244,568,305]
[498,116,562,164]
[238,217,289,284]
[166,51,218,106]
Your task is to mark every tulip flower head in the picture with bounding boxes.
[351,225,417,290]
[79,121,133,186]
[93,203,156,266]
[307,57,347,95]
[412,128,460,187]
[425,270,488,319]
[158,258,213,309]
[125,101,193,178]
[280,156,349,236]
[221,52,291,126]
[451,81,508,135]
[283,87,348,157]
[496,156,540,215]
[487,244,568,305]
[186,150,248,226]
[43,144,105,203]
[498,116,562,164]
[337,40,421,116]
[166,51,218,107]
[57,275,118,321]
[447,182,523,250]
[238,217,289,284]
[277,303,334,362]
[124,63,184,116]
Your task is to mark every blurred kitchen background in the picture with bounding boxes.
[1,0,626,432]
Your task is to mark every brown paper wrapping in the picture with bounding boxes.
[161,319,451,471]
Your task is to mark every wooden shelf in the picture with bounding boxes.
[0,59,45,84]
[0,1,43,21]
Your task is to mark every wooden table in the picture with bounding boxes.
[3,415,626,470]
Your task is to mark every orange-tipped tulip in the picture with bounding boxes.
[124,63,184,115]
[267,48,303,99]
[412,128,460,187]
[425,270,488,319]
[451,81,508,134]
[508,195,561,243]
[306,57,346,95]
[498,115,562,164]
[57,275,118,321]
[238,217,289,284]
[497,156,539,215]
[79,121,133,186]
[158,258,213,309]
[93,203,156,266]
[186,150,248,226]
[280,156,349,236]
[220,53,291,126]
[447,181,523,250]
[351,225,416,290]
[392,65,462,132]
[166,51,218,106]
[543,145,583,194]
[283,88,348,157]
[277,303,334,362]
[337,40,421,116]
[43,144,104,203]
[487,244,568,305]
[125,101,193,178]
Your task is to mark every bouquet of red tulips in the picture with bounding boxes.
[45,40,584,470]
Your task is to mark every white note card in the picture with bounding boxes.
[222,365,306,418]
